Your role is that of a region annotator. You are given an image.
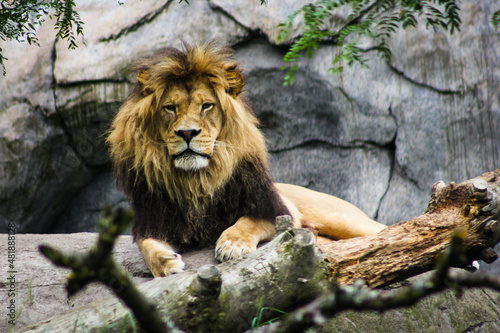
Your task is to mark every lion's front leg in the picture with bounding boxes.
[215,217,276,261]
[138,238,185,277]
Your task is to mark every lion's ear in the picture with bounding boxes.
[137,70,153,95]
[226,69,244,98]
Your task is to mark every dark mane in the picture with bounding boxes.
[129,158,289,251]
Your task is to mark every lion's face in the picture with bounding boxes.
[108,43,268,199]
[158,80,223,171]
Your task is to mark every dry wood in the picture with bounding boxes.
[321,170,500,287]
[19,169,500,332]
[20,229,330,332]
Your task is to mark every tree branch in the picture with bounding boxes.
[252,233,500,333]
[39,208,173,333]
[252,268,500,333]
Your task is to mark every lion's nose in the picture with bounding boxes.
[175,129,201,144]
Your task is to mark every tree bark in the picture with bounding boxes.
[19,169,500,333]
[321,170,500,287]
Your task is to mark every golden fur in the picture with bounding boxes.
[108,43,386,277]
[107,43,266,206]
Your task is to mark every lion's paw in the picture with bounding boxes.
[139,238,186,277]
[149,251,185,278]
[215,228,257,262]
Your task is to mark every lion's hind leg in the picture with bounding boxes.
[138,238,185,278]
[276,183,386,240]
[215,217,276,261]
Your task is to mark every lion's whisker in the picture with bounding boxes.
[213,140,227,147]
[214,141,249,152]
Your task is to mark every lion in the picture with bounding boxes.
[107,43,386,277]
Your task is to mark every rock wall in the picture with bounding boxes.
[1,0,499,271]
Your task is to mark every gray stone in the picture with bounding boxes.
[211,0,309,42]
[0,233,215,332]
[324,1,500,227]
[0,103,94,233]
[376,165,430,224]
[0,19,55,113]
[53,0,249,83]
[245,69,396,150]
[0,233,148,332]
[234,37,285,71]
[54,81,131,167]
[0,0,499,276]
[270,145,391,218]
[50,171,130,233]
[243,68,395,218]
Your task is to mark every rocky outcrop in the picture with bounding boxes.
[0,0,499,267]
[1,233,499,332]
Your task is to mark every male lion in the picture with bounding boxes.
[107,43,386,277]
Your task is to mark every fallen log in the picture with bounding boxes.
[322,170,500,287]
[18,169,500,332]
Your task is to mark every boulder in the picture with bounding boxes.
[0,0,499,269]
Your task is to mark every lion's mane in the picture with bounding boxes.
[107,43,289,249]
[108,43,266,203]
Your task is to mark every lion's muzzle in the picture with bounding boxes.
[175,129,201,144]
[169,127,212,171]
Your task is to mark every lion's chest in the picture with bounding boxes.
[130,159,290,250]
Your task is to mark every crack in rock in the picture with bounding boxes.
[57,78,129,88]
[50,38,87,165]
[374,135,397,221]
[208,1,252,32]
[99,0,175,43]
[461,320,500,333]
[268,138,390,154]
[389,64,461,95]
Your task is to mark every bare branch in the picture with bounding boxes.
[39,208,174,333]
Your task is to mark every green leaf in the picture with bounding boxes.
[400,10,417,29]
[492,10,500,29]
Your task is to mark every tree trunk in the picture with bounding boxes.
[322,170,500,287]
[19,170,500,333]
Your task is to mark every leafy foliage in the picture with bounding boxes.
[492,10,500,29]
[277,0,463,84]
[0,0,84,75]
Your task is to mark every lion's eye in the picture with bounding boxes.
[164,104,176,113]
[201,103,214,112]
